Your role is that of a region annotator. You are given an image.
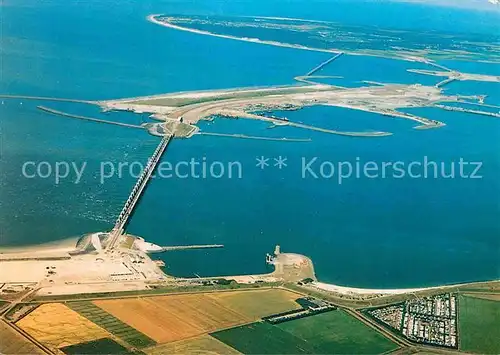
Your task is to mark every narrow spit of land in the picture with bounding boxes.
[148,14,476,65]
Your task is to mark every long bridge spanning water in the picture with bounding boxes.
[106,135,172,250]
[305,52,344,77]
[435,78,456,88]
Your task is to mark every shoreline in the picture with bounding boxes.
[1,240,498,296]
[146,15,421,63]
[147,14,339,55]
[310,279,500,296]
[146,14,486,66]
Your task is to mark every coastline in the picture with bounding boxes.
[310,279,500,296]
[146,14,460,65]
[1,238,498,297]
[146,14,339,55]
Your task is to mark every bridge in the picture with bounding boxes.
[106,135,172,250]
[426,61,453,72]
[305,52,344,77]
[436,78,456,88]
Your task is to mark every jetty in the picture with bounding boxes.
[434,104,500,118]
[459,101,500,110]
[107,135,172,250]
[37,106,144,129]
[288,121,392,137]
[362,81,387,86]
[160,244,224,251]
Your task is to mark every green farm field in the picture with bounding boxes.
[212,310,398,354]
[278,310,398,354]
[60,338,134,355]
[211,321,313,354]
[459,295,500,354]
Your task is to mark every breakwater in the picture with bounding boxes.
[196,132,312,142]
[37,106,144,129]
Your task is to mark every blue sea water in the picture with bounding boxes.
[1,0,499,288]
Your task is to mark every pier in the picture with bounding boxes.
[305,52,344,77]
[160,244,224,251]
[37,106,144,129]
[107,135,172,250]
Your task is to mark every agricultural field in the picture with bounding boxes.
[211,321,314,354]
[212,310,398,354]
[67,301,155,348]
[93,293,250,343]
[462,292,500,302]
[91,289,301,345]
[16,303,112,352]
[0,320,45,355]
[206,288,302,319]
[278,310,398,354]
[459,295,500,354]
[60,337,134,355]
[145,334,241,355]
